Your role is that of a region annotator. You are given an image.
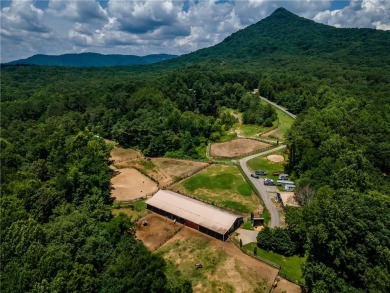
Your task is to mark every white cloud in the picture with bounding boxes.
[0,0,389,63]
[314,0,390,30]
[107,0,183,33]
[1,0,49,33]
[47,0,107,23]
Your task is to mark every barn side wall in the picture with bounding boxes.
[147,203,233,241]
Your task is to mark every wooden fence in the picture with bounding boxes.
[160,163,211,188]
[230,236,305,290]
[210,144,275,160]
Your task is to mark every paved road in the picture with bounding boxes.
[259,96,297,119]
[240,145,286,228]
[239,97,297,227]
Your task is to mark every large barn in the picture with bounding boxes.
[146,190,243,241]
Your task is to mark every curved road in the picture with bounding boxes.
[240,145,286,228]
[259,96,297,119]
[239,96,297,227]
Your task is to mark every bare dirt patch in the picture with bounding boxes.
[110,147,143,163]
[267,154,285,163]
[157,224,279,292]
[136,213,181,251]
[210,138,271,158]
[151,158,209,186]
[261,128,283,139]
[271,277,301,293]
[111,168,158,201]
[108,142,209,188]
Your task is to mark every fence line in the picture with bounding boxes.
[229,236,280,269]
[160,163,211,188]
[278,272,305,287]
[132,166,159,183]
[165,188,245,216]
[230,235,304,290]
[210,144,275,160]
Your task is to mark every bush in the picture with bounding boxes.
[257,227,297,256]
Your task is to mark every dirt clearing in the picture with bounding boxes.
[210,138,271,158]
[261,128,283,139]
[267,154,285,162]
[136,213,180,251]
[151,158,209,186]
[271,277,301,293]
[111,168,158,201]
[108,142,208,188]
[156,220,279,292]
[110,146,143,163]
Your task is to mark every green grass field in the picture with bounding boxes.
[171,164,259,214]
[112,200,147,221]
[243,243,306,285]
[247,150,288,183]
[240,124,269,137]
[274,108,294,138]
[256,100,294,140]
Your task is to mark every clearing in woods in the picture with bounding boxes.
[152,217,279,293]
[247,150,288,184]
[170,164,261,214]
[210,138,271,158]
[136,213,179,251]
[111,168,158,201]
[109,145,208,187]
[260,107,294,140]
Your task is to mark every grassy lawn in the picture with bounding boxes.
[171,164,259,214]
[242,221,253,230]
[240,124,267,137]
[243,243,306,285]
[112,200,147,221]
[247,150,288,183]
[219,132,238,142]
[273,108,294,138]
[256,100,294,140]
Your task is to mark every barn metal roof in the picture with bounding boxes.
[146,190,243,235]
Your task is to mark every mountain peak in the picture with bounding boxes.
[268,7,299,19]
[272,7,291,14]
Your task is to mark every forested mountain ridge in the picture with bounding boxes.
[1,7,390,293]
[172,7,389,68]
[5,53,178,67]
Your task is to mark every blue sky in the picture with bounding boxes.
[1,1,389,63]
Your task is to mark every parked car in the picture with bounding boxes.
[251,173,260,179]
[278,174,289,180]
[255,170,267,176]
[284,184,296,191]
[264,178,275,186]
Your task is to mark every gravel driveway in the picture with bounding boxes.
[235,228,259,245]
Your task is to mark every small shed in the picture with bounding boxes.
[251,217,264,227]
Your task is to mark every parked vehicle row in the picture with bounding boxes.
[251,171,294,189]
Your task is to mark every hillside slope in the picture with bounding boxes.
[6,53,178,67]
[167,7,389,69]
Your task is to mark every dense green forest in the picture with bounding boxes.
[1,8,390,293]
